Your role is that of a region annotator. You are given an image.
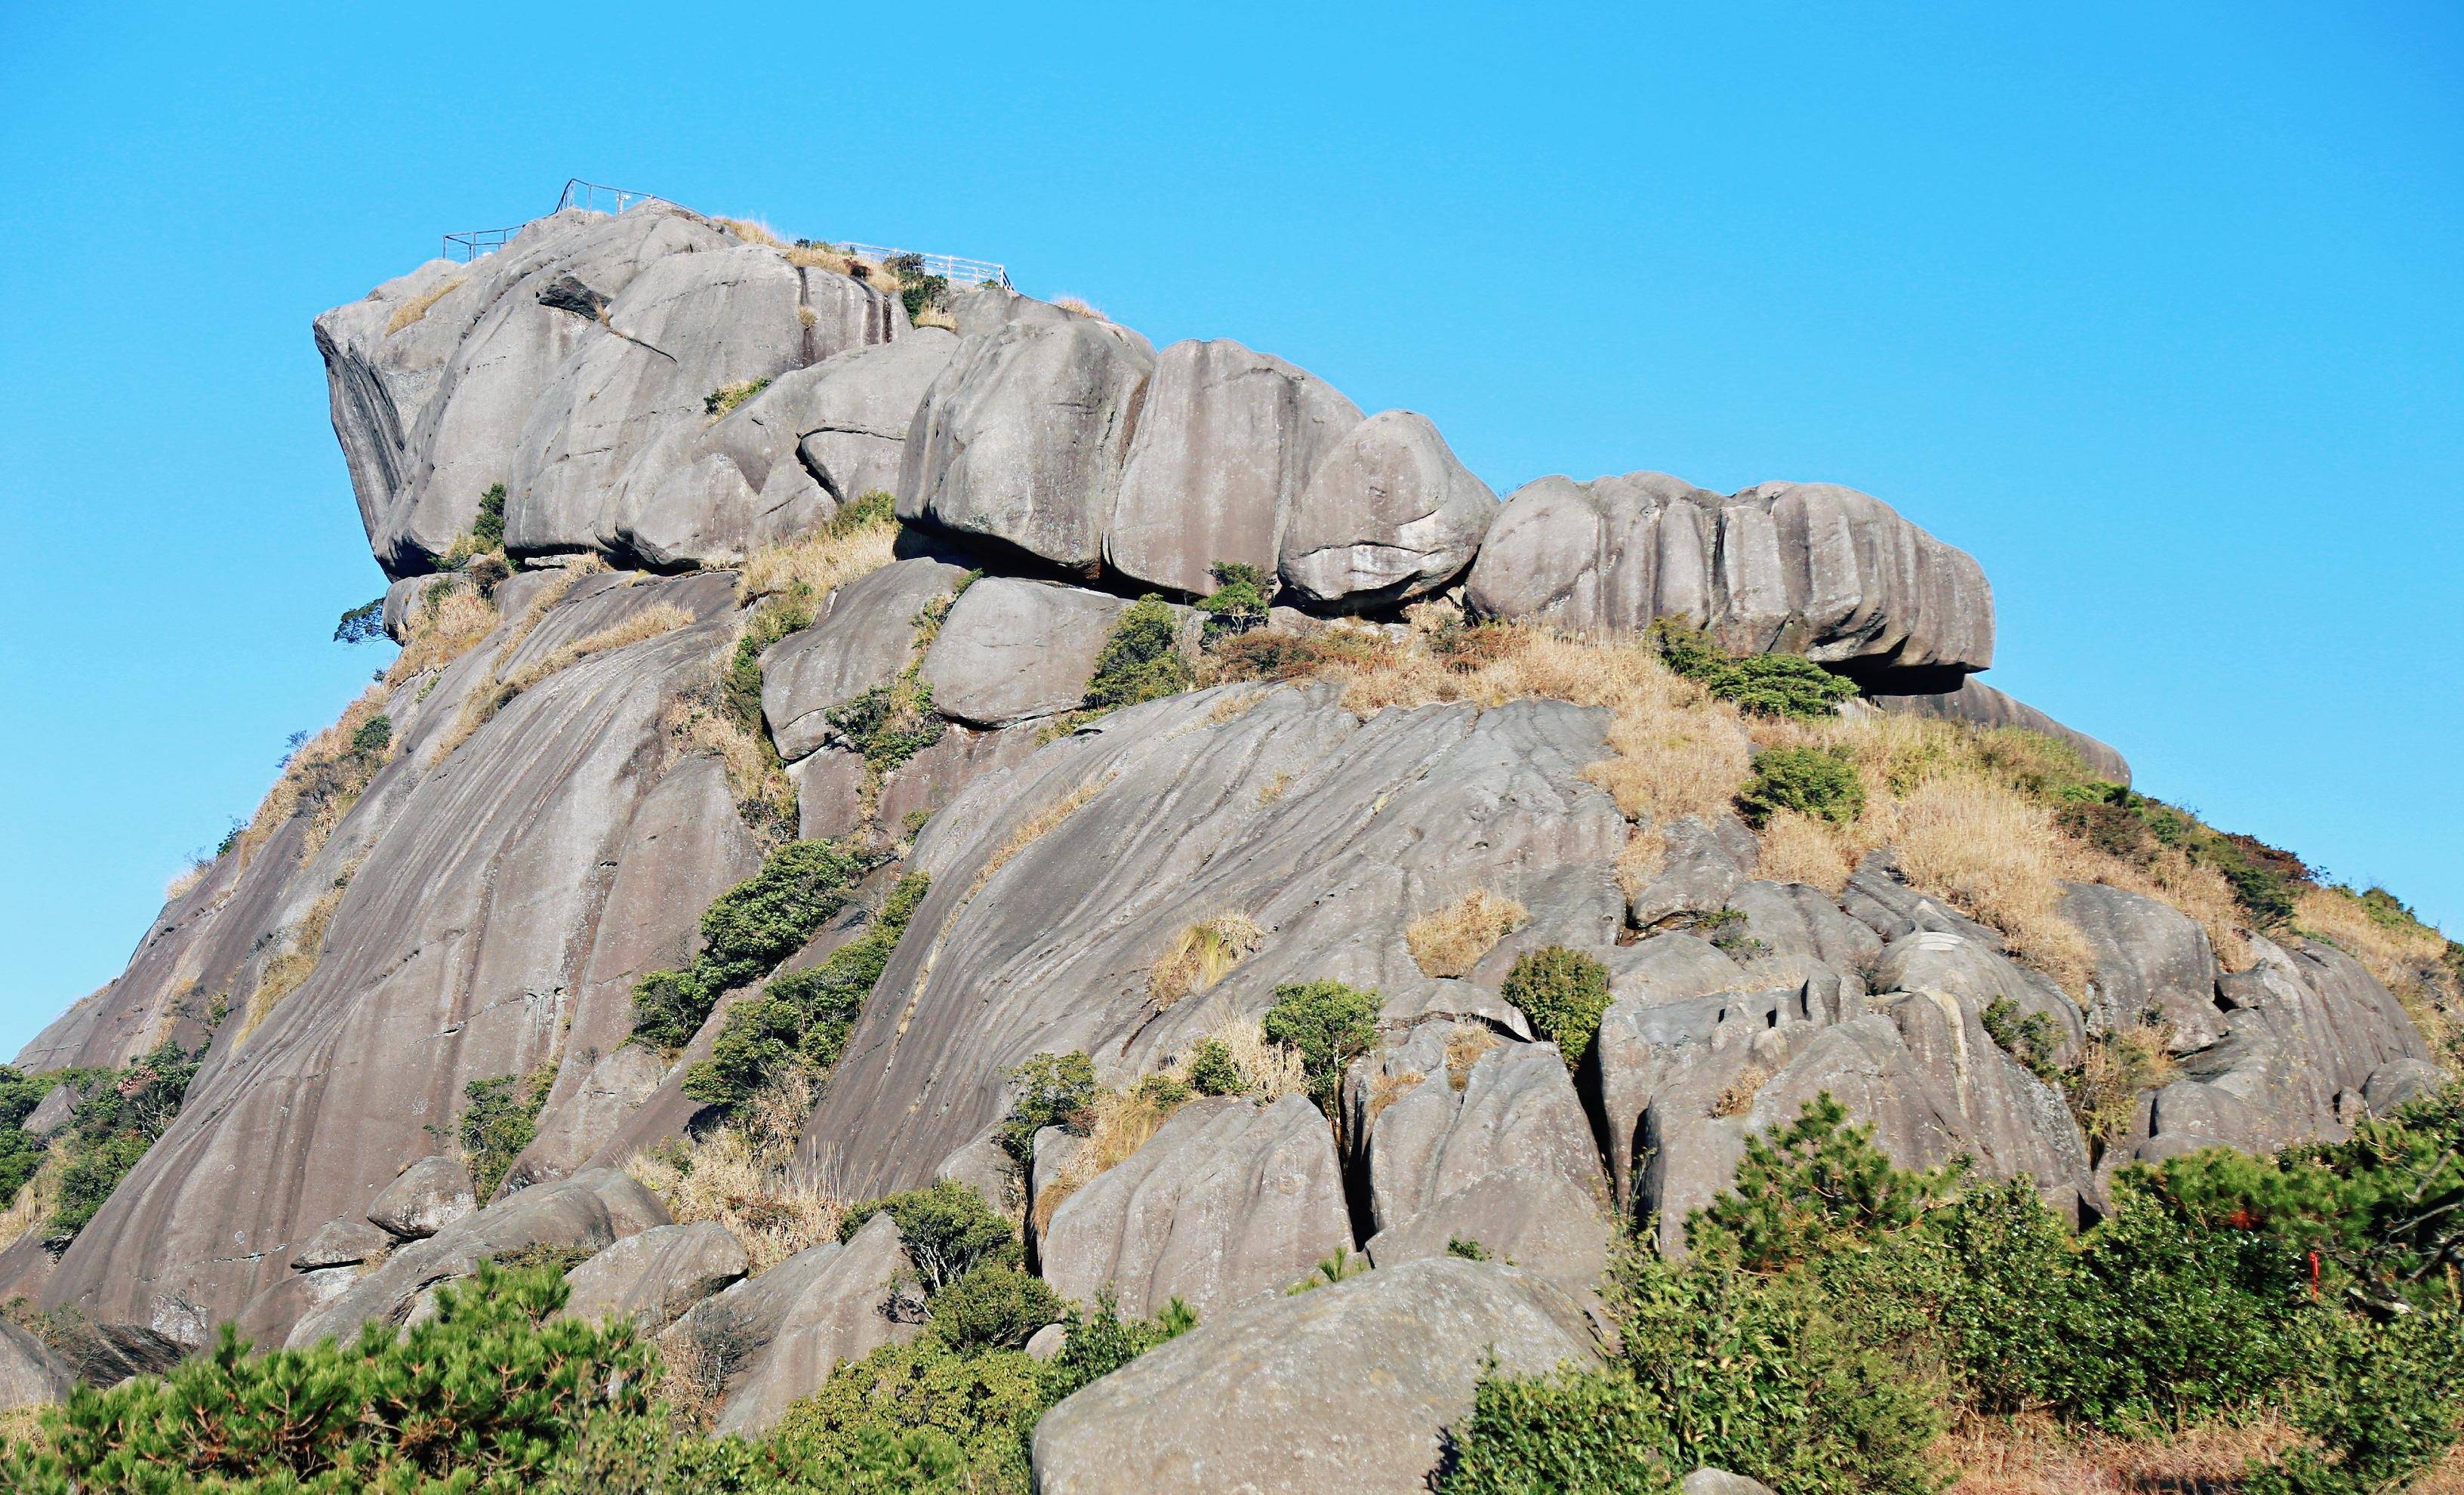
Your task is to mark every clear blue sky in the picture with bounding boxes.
[2,2,2457,1055]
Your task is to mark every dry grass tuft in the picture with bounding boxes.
[387,586,500,686]
[1258,771,1294,806]
[661,681,797,840]
[1406,889,1529,978]
[1148,914,1265,1007]
[715,217,783,248]
[238,873,350,1041]
[1941,1411,2302,1495]
[1050,296,1107,321]
[386,276,464,335]
[234,686,394,868]
[968,775,1111,899]
[0,1152,63,1250]
[911,304,956,331]
[1443,1023,1499,1089]
[784,242,853,273]
[500,603,694,695]
[1753,809,1856,894]
[1032,1083,1187,1232]
[627,1076,840,1275]
[1190,1016,1307,1103]
[164,862,210,902]
[1614,824,1668,898]
[1363,1068,1425,1130]
[1712,1063,1772,1117]
[2066,1023,2179,1148]
[737,504,899,606]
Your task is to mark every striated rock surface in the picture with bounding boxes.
[1037,1093,1351,1318]
[0,1322,77,1410]
[762,557,972,761]
[1466,473,1993,685]
[559,1220,748,1334]
[920,577,1137,727]
[2061,882,2226,1050]
[1278,411,1497,604]
[1032,1258,1603,1495]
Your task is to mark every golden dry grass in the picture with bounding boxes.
[385,276,464,335]
[1713,1062,1772,1117]
[1406,889,1529,978]
[910,304,956,331]
[1032,1083,1187,1232]
[1941,1412,2302,1495]
[233,685,394,868]
[736,504,899,606]
[1050,296,1107,321]
[1614,822,1668,899]
[715,216,783,248]
[2068,1023,2181,1146]
[500,603,694,695]
[1363,1067,1424,1130]
[1753,807,1856,892]
[0,1151,63,1250]
[165,861,210,902]
[1444,1023,1499,1089]
[237,874,349,1041]
[1190,1015,1307,1102]
[968,774,1111,899]
[1148,914,1264,1007]
[387,586,501,686]
[784,242,853,273]
[661,683,797,837]
[627,1076,840,1275]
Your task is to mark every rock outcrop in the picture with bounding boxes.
[559,1220,749,1334]
[1278,411,1497,604]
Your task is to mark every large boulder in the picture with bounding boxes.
[1037,1093,1351,1318]
[1628,814,1760,927]
[898,294,1157,571]
[2060,882,2227,1050]
[292,1216,395,1270]
[762,557,973,760]
[288,1169,668,1347]
[659,1212,916,1438]
[366,1154,478,1238]
[1466,473,1993,686]
[1350,1025,1611,1292]
[1031,1258,1603,1495]
[1278,411,1497,605]
[559,1220,748,1335]
[1873,924,2085,1064]
[1873,677,2130,784]
[1105,338,1363,595]
[919,578,1137,727]
[1723,879,1883,987]
[0,1321,76,1409]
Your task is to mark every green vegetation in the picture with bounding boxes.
[1652,621,1860,720]
[1260,979,1381,1108]
[1285,1248,1368,1294]
[331,598,387,645]
[350,714,393,755]
[1195,562,1270,637]
[996,1051,1098,1164]
[1736,744,1866,827]
[1498,946,1614,1068]
[884,253,950,323]
[1445,1236,1491,1261]
[826,679,944,772]
[1980,995,2062,1083]
[1182,1037,1243,1096]
[1083,595,1191,713]
[705,378,772,418]
[9,1041,202,1253]
[2056,779,2311,928]
[839,1179,1019,1291]
[458,1064,556,1200]
[1443,1087,2464,1495]
[682,874,930,1119]
[630,840,877,1050]
[474,481,507,548]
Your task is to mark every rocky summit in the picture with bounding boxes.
[3,198,2457,1494]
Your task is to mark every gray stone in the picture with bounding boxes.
[1874,925,2085,1064]
[291,1169,668,1347]
[367,1155,478,1239]
[790,329,959,505]
[2060,883,2225,1050]
[762,558,971,760]
[559,1221,748,1334]
[1724,880,1883,985]
[1105,338,1364,595]
[1279,411,1497,605]
[23,1082,78,1138]
[1465,473,1993,684]
[1351,1027,1611,1292]
[1038,1093,1351,1319]
[1031,1258,1603,1495]
[1606,932,1752,1007]
[2363,1058,2448,1114]
[1628,814,1760,926]
[1024,1321,1068,1361]
[0,1321,75,1409]
[898,296,1157,571]
[919,577,1135,726]
[292,1216,395,1270]
[1873,678,2130,784]
[1686,1471,1780,1495]
[661,1213,918,1438]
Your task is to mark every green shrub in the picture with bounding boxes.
[1261,980,1381,1107]
[1498,946,1613,1068]
[474,480,507,547]
[630,840,875,1049]
[683,874,929,1117]
[839,1179,1017,1293]
[927,1263,1063,1352]
[1979,996,2062,1082]
[349,714,393,755]
[705,378,772,418]
[885,252,950,322]
[38,1041,199,1251]
[1083,595,1192,712]
[1446,1236,1491,1261]
[331,597,387,645]
[458,1064,556,1200]
[827,678,945,772]
[996,1051,1098,1163]
[1689,1095,1963,1271]
[1442,1364,1680,1495]
[2051,781,2312,929]
[1043,1290,1195,1398]
[1183,1038,1243,1096]
[1652,621,1859,720]
[0,1263,651,1494]
[1196,562,1270,637]
[1736,745,1865,827]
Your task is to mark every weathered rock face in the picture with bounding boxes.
[1105,338,1365,596]
[1031,1258,1603,1495]
[920,577,1138,727]
[0,1321,77,1410]
[1466,473,1994,685]
[1874,677,2130,785]
[288,1169,667,1347]
[760,558,971,761]
[2061,883,2226,1050]
[1628,814,1761,928]
[661,1213,917,1438]
[1278,411,1497,605]
[559,1219,748,1335]
[799,684,1628,1198]
[1350,1026,1612,1293]
[1037,1093,1351,1318]
[898,296,1157,571]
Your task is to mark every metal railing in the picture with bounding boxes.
[837,243,1010,287]
[441,183,1010,288]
